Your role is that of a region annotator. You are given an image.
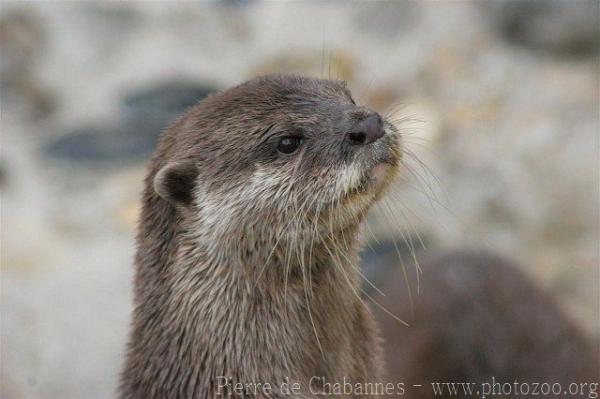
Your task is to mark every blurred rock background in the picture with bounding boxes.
[1,1,598,398]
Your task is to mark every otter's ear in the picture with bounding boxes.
[154,161,198,206]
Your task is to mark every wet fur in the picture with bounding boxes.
[120,75,401,398]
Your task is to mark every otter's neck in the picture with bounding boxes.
[121,195,365,398]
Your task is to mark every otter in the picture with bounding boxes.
[372,250,599,398]
[119,75,403,398]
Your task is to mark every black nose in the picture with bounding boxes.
[347,113,385,146]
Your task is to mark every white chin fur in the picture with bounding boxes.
[335,162,364,195]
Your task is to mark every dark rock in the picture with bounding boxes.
[122,81,216,124]
[486,0,600,58]
[220,0,255,7]
[44,119,160,163]
[0,161,7,188]
[44,81,216,164]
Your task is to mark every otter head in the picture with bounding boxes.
[152,75,402,256]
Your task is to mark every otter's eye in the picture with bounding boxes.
[276,137,303,154]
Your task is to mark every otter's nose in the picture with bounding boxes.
[347,113,385,146]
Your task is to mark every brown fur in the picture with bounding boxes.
[119,75,402,398]
[373,250,599,398]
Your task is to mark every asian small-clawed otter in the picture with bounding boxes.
[374,250,600,399]
[120,75,403,398]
